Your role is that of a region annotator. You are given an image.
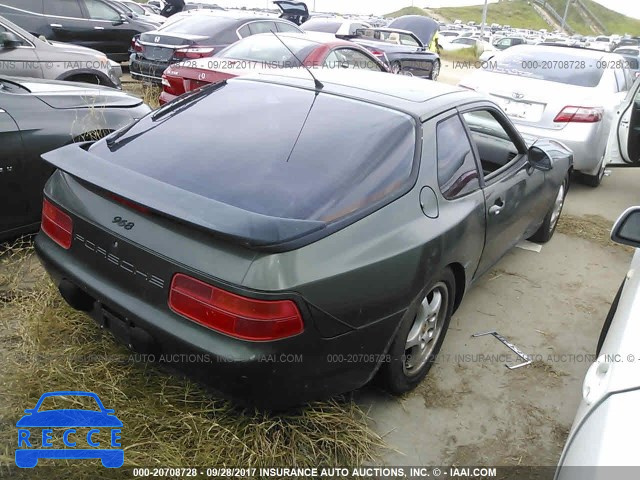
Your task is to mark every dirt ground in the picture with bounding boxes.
[356,166,638,466]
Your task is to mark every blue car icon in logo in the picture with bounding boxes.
[16,391,123,468]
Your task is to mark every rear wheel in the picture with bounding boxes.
[529,176,568,243]
[381,268,455,394]
[67,74,103,86]
[430,60,441,81]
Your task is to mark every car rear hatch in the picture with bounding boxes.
[138,32,210,62]
[274,1,309,23]
[137,16,236,62]
[42,77,417,252]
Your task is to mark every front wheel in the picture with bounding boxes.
[430,60,440,81]
[380,268,455,394]
[529,177,568,243]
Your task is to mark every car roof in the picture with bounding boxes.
[253,31,353,47]
[235,68,476,119]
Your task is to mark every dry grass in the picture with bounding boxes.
[123,81,162,110]
[0,245,383,476]
[557,214,632,252]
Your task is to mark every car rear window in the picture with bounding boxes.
[159,15,235,36]
[217,35,318,65]
[93,81,417,223]
[486,51,605,87]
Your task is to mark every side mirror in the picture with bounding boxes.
[528,146,553,171]
[113,13,127,26]
[612,207,640,248]
[0,31,22,49]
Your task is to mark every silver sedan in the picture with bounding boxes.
[459,45,635,187]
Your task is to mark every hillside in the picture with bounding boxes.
[435,1,548,30]
[386,0,640,35]
[385,6,432,18]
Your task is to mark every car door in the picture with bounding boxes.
[607,77,640,165]
[43,0,91,47]
[459,105,548,276]
[0,22,44,78]
[0,94,29,236]
[78,0,132,59]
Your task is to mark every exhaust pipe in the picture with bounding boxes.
[58,279,95,312]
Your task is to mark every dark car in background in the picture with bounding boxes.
[160,31,388,104]
[0,15,123,87]
[0,0,157,62]
[130,11,302,84]
[388,15,439,52]
[0,75,150,240]
[344,27,440,80]
[301,19,440,79]
[274,1,309,26]
[35,69,571,407]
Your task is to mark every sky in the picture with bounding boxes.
[212,0,640,19]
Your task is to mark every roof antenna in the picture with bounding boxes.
[270,30,324,91]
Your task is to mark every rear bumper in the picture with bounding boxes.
[35,232,400,408]
[130,55,171,84]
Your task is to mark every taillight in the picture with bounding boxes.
[173,46,215,60]
[369,49,385,57]
[132,37,144,53]
[169,274,304,341]
[554,106,603,123]
[42,198,73,249]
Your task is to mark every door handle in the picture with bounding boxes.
[489,198,505,216]
[94,26,105,30]
[50,23,63,28]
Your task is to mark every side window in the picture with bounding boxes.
[83,0,121,21]
[248,21,278,35]
[44,0,83,18]
[276,22,301,33]
[334,49,383,71]
[613,68,624,92]
[436,115,480,199]
[461,109,521,178]
[237,24,251,38]
[8,0,42,13]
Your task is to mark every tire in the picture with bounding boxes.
[529,176,568,243]
[380,268,455,394]
[430,60,441,81]
[596,280,624,356]
[580,157,605,187]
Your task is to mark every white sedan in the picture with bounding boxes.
[556,207,640,479]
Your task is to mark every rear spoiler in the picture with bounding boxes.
[42,143,326,251]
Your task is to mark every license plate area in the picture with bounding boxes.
[98,306,156,353]
[495,97,544,122]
